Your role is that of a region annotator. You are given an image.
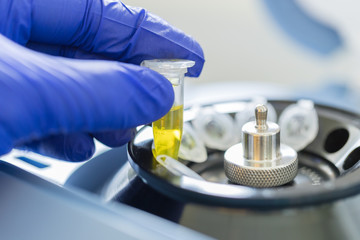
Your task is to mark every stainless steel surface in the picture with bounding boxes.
[255,104,268,130]
[242,121,280,160]
[224,105,298,187]
[224,144,298,187]
[242,106,280,160]
[192,151,336,186]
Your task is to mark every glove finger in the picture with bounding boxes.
[0,35,173,156]
[92,128,136,147]
[26,41,112,60]
[27,0,204,77]
[17,128,135,162]
[17,133,95,162]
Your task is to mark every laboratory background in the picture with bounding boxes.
[127,0,359,90]
[3,0,360,240]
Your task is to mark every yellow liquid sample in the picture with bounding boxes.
[153,105,183,160]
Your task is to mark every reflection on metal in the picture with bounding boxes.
[224,105,298,187]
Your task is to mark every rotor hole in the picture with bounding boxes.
[343,147,360,170]
[324,128,349,153]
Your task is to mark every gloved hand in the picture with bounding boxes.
[0,0,204,161]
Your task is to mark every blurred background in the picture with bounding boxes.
[125,0,359,93]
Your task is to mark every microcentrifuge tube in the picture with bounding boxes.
[141,59,195,160]
[279,99,319,151]
[155,155,204,180]
[192,108,237,150]
[235,96,277,141]
[179,123,207,163]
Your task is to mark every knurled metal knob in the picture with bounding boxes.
[224,104,298,187]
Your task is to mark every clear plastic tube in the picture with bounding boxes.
[141,59,195,160]
[155,155,204,180]
[279,99,319,151]
[192,107,237,150]
[179,123,207,163]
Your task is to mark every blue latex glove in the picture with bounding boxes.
[0,0,204,161]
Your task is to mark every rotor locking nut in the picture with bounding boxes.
[224,104,298,187]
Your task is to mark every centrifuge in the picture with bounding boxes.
[1,83,360,240]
